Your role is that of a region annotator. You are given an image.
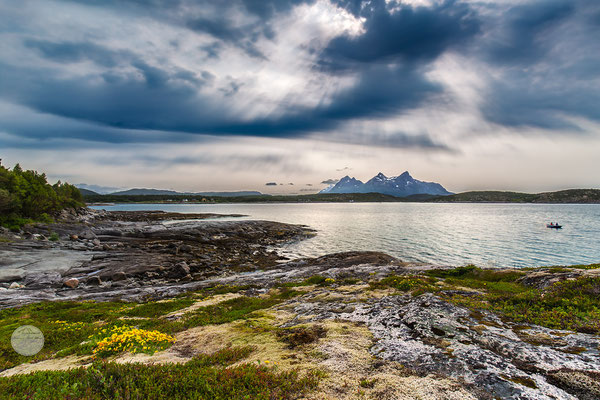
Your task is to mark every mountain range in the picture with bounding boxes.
[320,171,452,197]
[76,186,262,197]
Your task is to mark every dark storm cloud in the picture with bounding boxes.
[327,131,453,151]
[320,0,480,67]
[186,17,267,59]
[479,0,600,130]
[208,64,442,141]
[321,179,339,185]
[485,0,575,65]
[24,39,130,67]
[265,182,277,186]
[0,0,599,150]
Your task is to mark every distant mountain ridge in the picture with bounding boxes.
[109,188,263,197]
[320,171,452,197]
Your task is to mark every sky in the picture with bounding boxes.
[1,0,599,194]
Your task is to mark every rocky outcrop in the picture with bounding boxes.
[0,210,315,308]
[282,289,600,400]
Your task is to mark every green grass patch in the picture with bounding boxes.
[369,275,437,295]
[0,286,304,371]
[561,263,600,270]
[0,346,322,399]
[125,297,196,318]
[427,265,525,282]
[444,277,600,333]
[184,289,301,328]
[282,275,338,288]
[0,300,129,370]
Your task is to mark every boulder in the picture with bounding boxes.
[63,278,79,288]
[69,234,79,241]
[86,276,102,286]
[79,229,97,240]
[9,282,23,289]
[112,272,127,281]
[23,272,62,288]
[170,262,190,278]
[179,244,193,253]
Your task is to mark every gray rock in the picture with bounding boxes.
[178,244,193,253]
[23,272,62,288]
[86,276,102,286]
[171,262,190,278]
[112,272,127,281]
[339,294,600,400]
[79,229,97,240]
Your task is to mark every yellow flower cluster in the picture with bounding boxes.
[324,278,335,283]
[52,320,87,331]
[92,327,175,357]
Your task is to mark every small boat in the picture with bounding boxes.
[546,224,562,229]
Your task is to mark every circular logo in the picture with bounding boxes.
[11,325,44,356]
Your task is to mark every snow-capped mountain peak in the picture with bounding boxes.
[319,171,452,197]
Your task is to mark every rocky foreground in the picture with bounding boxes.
[1,210,599,399]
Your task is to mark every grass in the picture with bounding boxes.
[369,275,437,295]
[281,275,334,287]
[0,300,128,370]
[0,346,322,399]
[124,297,196,318]
[0,283,308,368]
[0,287,303,371]
[426,265,525,282]
[183,288,301,328]
[433,266,600,333]
[560,263,600,270]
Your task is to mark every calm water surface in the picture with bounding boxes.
[92,203,600,268]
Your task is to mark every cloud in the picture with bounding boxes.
[320,0,480,67]
[321,178,339,185]
[265,182,277,186]
[478,0,600,130]
[0,0,598,159]
[24,39,130,67]
[484,0,575,65]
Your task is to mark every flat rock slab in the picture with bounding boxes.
[0,249,96,282]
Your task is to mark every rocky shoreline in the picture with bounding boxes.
[1,209,599,399]
[0,209,315,307]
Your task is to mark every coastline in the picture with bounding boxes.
[1,209,599,399]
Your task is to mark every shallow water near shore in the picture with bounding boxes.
[92,203,600,268]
